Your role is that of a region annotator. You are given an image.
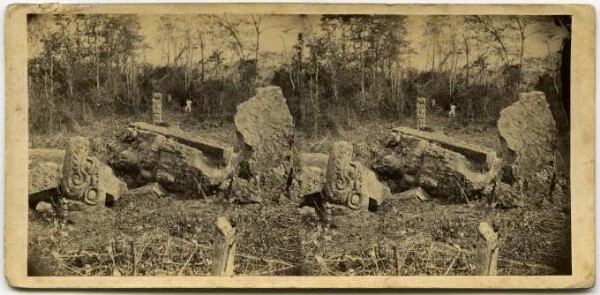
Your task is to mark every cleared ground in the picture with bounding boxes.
[28,111,571,276]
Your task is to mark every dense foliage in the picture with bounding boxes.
[28,14,570,136]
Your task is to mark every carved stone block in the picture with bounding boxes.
[109,122,237,196]
[322,141,390,219]
[375,127,501,200]
[60,137,126,211]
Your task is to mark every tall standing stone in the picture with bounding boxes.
[416,97,427,130]
[234,86,295,179]
[152,92,163,124]
[497,91,558,181]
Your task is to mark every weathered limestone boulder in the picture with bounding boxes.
[321,141,390,224]
[374,127,501,200]
[221,152,329,204]
[497,91,558,181]
[218,177,264,204]
[109,122,237,196]
[220,86,295,204]
[29,149,64,196]
[234,86,294,181]
[288,153,329,201]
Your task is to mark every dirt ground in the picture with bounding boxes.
[27,111,571,276]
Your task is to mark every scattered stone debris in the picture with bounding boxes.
[392,187,431,202]
[31,88,555,228]
[29,149,64,196]
[288,153,329,201]
[109,122,237,196]
[374,127,501,200]
[123,182,167,199]
[219,177,263,204]
[35,201,54,214]
[494,182,524,209]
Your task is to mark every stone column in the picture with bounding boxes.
[152,92,163,124]
[416,97,427,130]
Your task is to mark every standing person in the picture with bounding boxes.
[185,99,192,113]
[416,97,428,130]
[448,104,457,128]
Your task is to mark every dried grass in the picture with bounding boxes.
[28,110,570,277]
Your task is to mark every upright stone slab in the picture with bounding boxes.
[234,86,294,178]
[152,92,163,124]
[416,97,427,130]
[497,91,558,181]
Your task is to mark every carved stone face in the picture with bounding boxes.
[60,137,105,211]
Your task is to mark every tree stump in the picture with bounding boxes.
[211,216,236,276]
[475,222,499,275]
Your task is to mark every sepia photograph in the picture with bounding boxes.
[4,3,595,289]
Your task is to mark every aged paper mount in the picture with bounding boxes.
[5,3,596,289]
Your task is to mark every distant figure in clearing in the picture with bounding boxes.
[448,104,457,119]
[185,99,192,113]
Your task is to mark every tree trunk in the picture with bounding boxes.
[252,16,261,88]
[464,34,470,87]
[518,32,525,89]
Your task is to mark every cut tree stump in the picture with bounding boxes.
[475,222,499,276]
[211,216,236,276]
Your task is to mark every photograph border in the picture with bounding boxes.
[5,3,595,289]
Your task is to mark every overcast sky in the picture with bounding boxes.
[29,14,568,70]
[137,14,567,69]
